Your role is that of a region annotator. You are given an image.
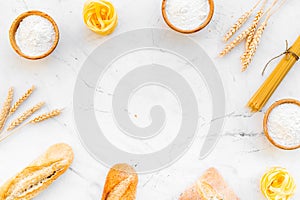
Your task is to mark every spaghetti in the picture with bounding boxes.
[247,36,300,112]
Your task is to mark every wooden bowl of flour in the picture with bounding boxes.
[162,0,214,34]
[9,10,59,60]
[264,99,300,150]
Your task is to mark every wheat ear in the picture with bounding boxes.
[0,109,62,143]
[223,0,262,42]
[9,85,35,116]
[0,87,14,132]
[29,109,61,124]
[219,28,251,57]
[241,0,286,71]
[241,21,268,71]
[223,12,252,42]
[7,102,45,131]
[245,9,264,50]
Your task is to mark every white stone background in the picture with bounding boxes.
[0,0,299,199]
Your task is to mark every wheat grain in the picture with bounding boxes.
[0,87,14,132]
[9,85,35,116]
[241,21,268,71]
[245,10,264,50]
[7,102,45,131]
[219,28,251,57]
[29,109,61,124]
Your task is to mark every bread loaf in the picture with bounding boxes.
[101,163,138,200]
[179,167,239,200]
[0,143,74,200]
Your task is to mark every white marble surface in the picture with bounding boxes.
[0,0,299,199]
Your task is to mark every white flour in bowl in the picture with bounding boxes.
[165,0,209,31]
[267,103,300,148]
[15,15,55,57]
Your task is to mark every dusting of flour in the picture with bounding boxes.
[267,103,300,148]
[165,0,209,31]
[15,15,55,57]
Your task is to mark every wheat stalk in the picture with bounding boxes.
[219,28,251,57]
[9,85,35,116]
[223,11,252,42]
[0,109,62,143]
[223,0,262,42]
[0,87,14,132]
[29,109,61,124]
[245,9,264,50]
[7,102,45,131]
[241,20,268,71]
[241,0,287,71]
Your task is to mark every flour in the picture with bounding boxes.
[267,103,300,148]
[15,15,55,57]
[165,0,209,31]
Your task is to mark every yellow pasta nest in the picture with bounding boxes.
[83,0,118,36]
[260,167,296,200]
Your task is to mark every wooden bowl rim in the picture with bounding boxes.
[161,0,214,34]
[9,10,59,60]
[263,98,300,150]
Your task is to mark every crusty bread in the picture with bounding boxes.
[179,168,239,200]
[0,143,74,200]
[102,163,138,200]
[179,185,202,200]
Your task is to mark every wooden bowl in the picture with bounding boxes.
[161,0,214,34]
[263,99,300,150]
[9,10,59,60]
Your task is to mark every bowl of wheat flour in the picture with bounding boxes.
[162,0,214,34]
[9,10,59,60]
[264,99,300,150]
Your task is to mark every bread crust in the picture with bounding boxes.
[179,185,202,200]
[179,167,239,200]
[0,143,74,200]
[200,168,238,200]
[102,163,138,200]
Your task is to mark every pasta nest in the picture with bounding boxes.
[260,167,296,200]
[83,0,118,35]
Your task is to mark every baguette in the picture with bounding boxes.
[102,163,138,200]
[0,143,74,200]
[179,168,239,200]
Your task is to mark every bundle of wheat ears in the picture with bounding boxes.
[220,0,286,71]
[0,86,62,142]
